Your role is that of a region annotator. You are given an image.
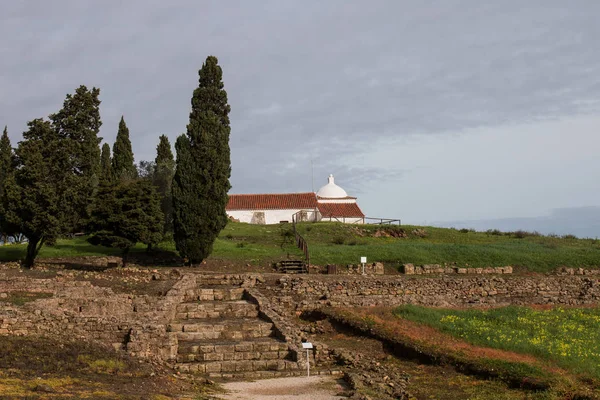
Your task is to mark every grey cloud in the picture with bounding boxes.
[1,0,600,199]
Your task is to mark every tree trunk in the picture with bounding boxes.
[24,236,44,269]
[146,243,153,253]
[122,247,130,268]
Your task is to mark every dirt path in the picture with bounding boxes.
[216,376,348,400]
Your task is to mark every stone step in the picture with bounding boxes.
[178,339,289,355]
[174,359,301,374]
[174,319,275,340]
[177,339,291,363]
[184,287,245,302]
[176,348,291,363]
[207,369,343,380]
[175,300,258,320]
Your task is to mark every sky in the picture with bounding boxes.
[1,1,600,237]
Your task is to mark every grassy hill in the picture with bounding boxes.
[0,222,598,272]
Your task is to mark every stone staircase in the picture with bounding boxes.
[171,280,302,379]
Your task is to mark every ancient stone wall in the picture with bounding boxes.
[400,263,513,275]
[274,275,600,308]
[0,271,197,361]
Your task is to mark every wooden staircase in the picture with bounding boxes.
[278,260,307,274]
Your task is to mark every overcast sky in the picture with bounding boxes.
[2,1,600,236]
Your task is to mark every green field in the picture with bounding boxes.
[296,223,600,271]
[0,221,599,272]
[394,305,600,380]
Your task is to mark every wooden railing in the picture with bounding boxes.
[364,217,402,225]
[291,211,311,267]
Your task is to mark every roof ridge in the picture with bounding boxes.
[229,192,316,196]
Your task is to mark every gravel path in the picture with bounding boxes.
[216,375,348,400]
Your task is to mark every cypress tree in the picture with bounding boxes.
[112,116,137,181]
[154,135,175,236]
[100,143,112,184]
[172,55,231,264]
[0,126,12,199]
[49,86,102,232]
[0,126,18,242]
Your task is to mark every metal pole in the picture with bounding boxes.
[362,262,365,275]
[306,349,310,377]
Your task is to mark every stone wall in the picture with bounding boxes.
[401,263,513,275]
[274,275,600,308]
[0,270,196,361]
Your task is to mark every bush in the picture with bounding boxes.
[236,242,246,248]
[332,236,345,245]
[512,230,542,239]
[225,233,233,240]
[563,234,578,240]
[486,229,503,236]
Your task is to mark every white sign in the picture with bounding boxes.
[302,342,313,349]
[360,256,367,264]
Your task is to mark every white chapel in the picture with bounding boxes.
[226,174,365,225]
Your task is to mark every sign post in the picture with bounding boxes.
[302,342,313,377]
[361,256,367,275]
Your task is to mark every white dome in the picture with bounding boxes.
[316,174,348,198]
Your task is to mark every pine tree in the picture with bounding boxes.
[49,86,102,232]
[100,143,112,184]
[112,116,137,181]
[172,55,231,264]
[9,119,76,268]
[0,126,19,242]
[88,180,163,266]
[154,135,175,236]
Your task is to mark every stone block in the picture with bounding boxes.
[199,345,214,353]
[204,352,223,362]
[401,264,415,274]
[205,362,222,373]
[235,343,256,351]
[235,360,254,372]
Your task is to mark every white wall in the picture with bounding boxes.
[317,198,357,204]
[227,209,318,225]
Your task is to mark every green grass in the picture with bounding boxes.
[1,291,53,306]
[297,222,600,272]
[0,222,598,272]
[0,223,304,266]
[0,236,153,261]
[394,305,600,380]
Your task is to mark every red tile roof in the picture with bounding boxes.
[317,202,365,218]
[227,193,318,210]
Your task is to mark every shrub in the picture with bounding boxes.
[512,230,528,239]
[563,234,578,240]
[487,229,503,236]
[332,236,345,245]
[512,230,542,239]
[236,242,246,248]
[459,228,471,234]
[225,233,233,240]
